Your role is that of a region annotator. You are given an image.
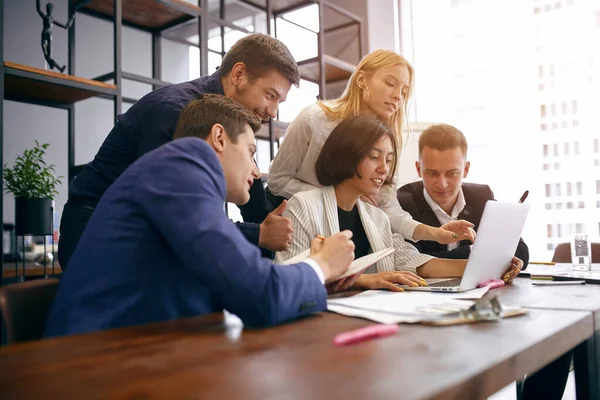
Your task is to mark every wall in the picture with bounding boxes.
[2,0,192,225]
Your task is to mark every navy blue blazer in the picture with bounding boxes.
[44,138,326,337]
[397,182,529,269]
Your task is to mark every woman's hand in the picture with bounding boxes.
[353,271,428,292]
[325,273,361,294]
[435,220,476,244]
[502,257,523,284]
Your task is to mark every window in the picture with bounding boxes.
[567,182,572,196]
[567,202,574,209]
[562,101,568,115]
[557,224,563,237]
[576,223,584,234]
[573,120,580,127]
[541,123,548,131]
[540,104,547,117]
[577,181,583,195]
[554,162,560,169]
[543,163,550,170]
[596,180,600,194]
[553,143,559,156]
[556,202,564,209]
[595,139,599,153]
[564,142,570,155]
[578,201,585,209]
[547,243,554,251]
[543,144,549,156]
[556,183,562,196]
[547,224,553,238]
[545,183,552,197]
[552,123,558,129]
[575,141,580,154]
[572,100,578,113]
[551,103,557,116]
[597,200,600,208]
[539,65,544,77]
[595,159,600,167]
[545,203,553,210]
[562,121,568,128]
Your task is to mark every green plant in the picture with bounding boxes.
[3,141,63,199]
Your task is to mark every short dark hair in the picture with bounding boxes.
[315,116,398,187]
[173,94,261,143]
[418,123,468,158]
[219,33,300,87]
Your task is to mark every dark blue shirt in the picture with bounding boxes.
[44,138,326,337]
[69,71,272,248]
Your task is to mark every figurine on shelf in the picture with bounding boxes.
[36,0,75,73]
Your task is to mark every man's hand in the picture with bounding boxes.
[502,257,523,284]
[309,230,355,283]
[353,271,428,292]
[360,194,379,207]
[258,200,294,251]
[435,220,476,244]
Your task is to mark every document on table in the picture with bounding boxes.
[327,290,478,324]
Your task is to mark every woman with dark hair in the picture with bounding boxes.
[275,116,523,290]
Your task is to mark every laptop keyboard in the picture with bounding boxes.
[428,278,462,287]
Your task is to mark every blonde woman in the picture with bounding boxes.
[268,50,473,245]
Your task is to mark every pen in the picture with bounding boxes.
[316,234,325,241]
[532,280,586,286]
[529,261,556,265]
[530,275,553,280]
[519,190,529,203]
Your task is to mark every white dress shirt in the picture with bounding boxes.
[423,188,466,251]
[268,103,421,240]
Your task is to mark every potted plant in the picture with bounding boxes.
[3,141,63,236]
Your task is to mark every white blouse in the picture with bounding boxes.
[268,103,421,240]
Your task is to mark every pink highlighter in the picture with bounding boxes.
[478,279,505,289]
[334,324,399,346]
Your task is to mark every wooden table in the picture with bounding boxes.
[0,307,592,399]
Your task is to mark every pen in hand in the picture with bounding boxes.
[519,190,529,203]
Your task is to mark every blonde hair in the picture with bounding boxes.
[318,49,415,151]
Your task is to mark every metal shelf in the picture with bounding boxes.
[71,0,202,31]
[297,54,355,84]
[3,62,118,105]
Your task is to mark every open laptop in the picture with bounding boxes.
[403,200,530,293]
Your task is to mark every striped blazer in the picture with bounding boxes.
[275,186,434,274]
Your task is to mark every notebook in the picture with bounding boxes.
[281,247,394,282]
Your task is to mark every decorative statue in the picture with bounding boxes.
[36,0,75,73]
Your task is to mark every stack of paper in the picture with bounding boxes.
[327,290,483,324]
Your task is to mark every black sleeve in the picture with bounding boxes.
[136,102,182,157]
[516,238,530,270]
[239,178,274,224]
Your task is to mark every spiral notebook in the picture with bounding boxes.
[281,247,394,282]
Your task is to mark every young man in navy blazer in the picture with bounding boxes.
[44,94,356,338]
[398,123,573,400]
[58,34,298,270]
[397,124,529,267]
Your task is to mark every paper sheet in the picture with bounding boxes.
[328,291,475,319]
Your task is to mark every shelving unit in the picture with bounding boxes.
[0,0,364,283]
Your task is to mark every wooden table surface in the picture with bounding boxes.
[506,273,600,328]
[0,306,592,399]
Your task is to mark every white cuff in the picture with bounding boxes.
[302,258,325,284]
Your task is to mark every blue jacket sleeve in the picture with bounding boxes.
[134,140,326,327]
